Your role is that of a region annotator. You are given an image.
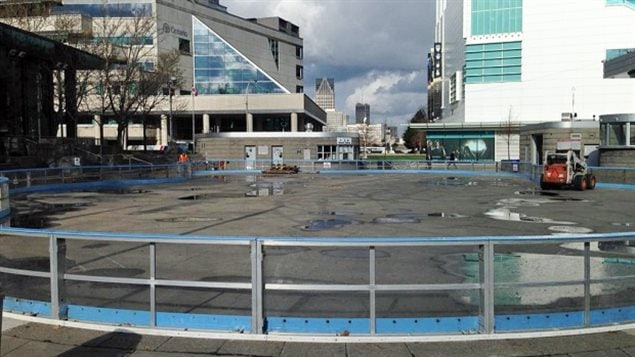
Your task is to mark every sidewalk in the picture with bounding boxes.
[2,317,635,356]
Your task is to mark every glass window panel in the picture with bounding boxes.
[608,123,627,145]
[502,66,521,74]
[193,17,287,94]
[484,67,501,75]
[465,52,483,60]
[504,49,522,58]
[483,74,503,82]
[484,59,502,67]
[502,74,521,81]
[503,57,522,66]
[483,42,503,51]
[484,51,502,59]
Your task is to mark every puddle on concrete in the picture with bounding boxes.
[179,193,244,200]
[427,212,467,218]
[95,189,150,195]
[611,222,633,227]
[548,226,594,234]
[322,249,390,259]
[157,217,223,223]
[515,189,559,197]
[373,216,421,224]
[245,182,285,197]
[485,208,575,224]
[301,219,355,231]
[313,211,358,216]
[429,177,478,187]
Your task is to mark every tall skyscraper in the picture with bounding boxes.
[355,103,370,124]
[314,78,335,110]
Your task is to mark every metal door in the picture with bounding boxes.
[245,145,256,169]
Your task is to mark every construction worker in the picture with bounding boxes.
[178,152,189,163]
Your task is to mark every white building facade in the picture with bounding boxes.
[423,0,635,162]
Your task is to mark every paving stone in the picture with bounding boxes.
[95,332,169,352]
[1,335,29,356]
[347,343,412,357]
[280,342,346,357]
[155,336,225,354]
[3,340,80,357]
[462,339,543,357]
[621,346,635,356]
[407,341,479,357]
[4,323,111,347]
[217,340,284,356]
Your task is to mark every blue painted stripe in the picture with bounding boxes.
[377,316,479,334]
[495,311,584,331]
[267,317,369,334]
[596,183,635,190]
[11,178,188,195]
[318,169,517,177]
[157,312,251,331]
[3,297,51,316]
[591,306,635,325]
[67,305,150,326]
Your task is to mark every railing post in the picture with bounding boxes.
[150,243,157,327]
[479,242,494,334]
[251,240,264,334]
[584,241,591,327]
[26,172,31,188]
[50,235,68,320]
[369,246,376,335]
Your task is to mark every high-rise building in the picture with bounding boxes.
[421,0,635,162]
[355,103,370,124]
[315,78,335,111]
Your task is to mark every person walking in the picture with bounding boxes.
[448,151,458,169]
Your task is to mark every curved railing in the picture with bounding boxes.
[0,164,634,337]
[1,228,634,336]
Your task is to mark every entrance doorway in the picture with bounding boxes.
[272,146,283,165]
[245,145,256,169]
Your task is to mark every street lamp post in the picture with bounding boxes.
[168,76,176,143]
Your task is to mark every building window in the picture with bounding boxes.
[606,0,635,9]
[94,36,153,46]
[269,39,279,69]
[296,65,303,79]
[296,85,304,93]
[52,3,153,17]
[192,17,287,95]
[318,145,337,161]
[296,46,303,59]
[601,122,628,146]
[465,41,522,83]
[179,38,191,54]
[471,0,522,36]
[606,48,635,61]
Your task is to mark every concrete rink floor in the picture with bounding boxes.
[9,172,635,237]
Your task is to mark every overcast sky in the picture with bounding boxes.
[223,0,436,132]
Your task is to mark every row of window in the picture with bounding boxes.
[464,41,522,83]
[601,122,635,146]
[471,0,522,36]
[52,3,153,18]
